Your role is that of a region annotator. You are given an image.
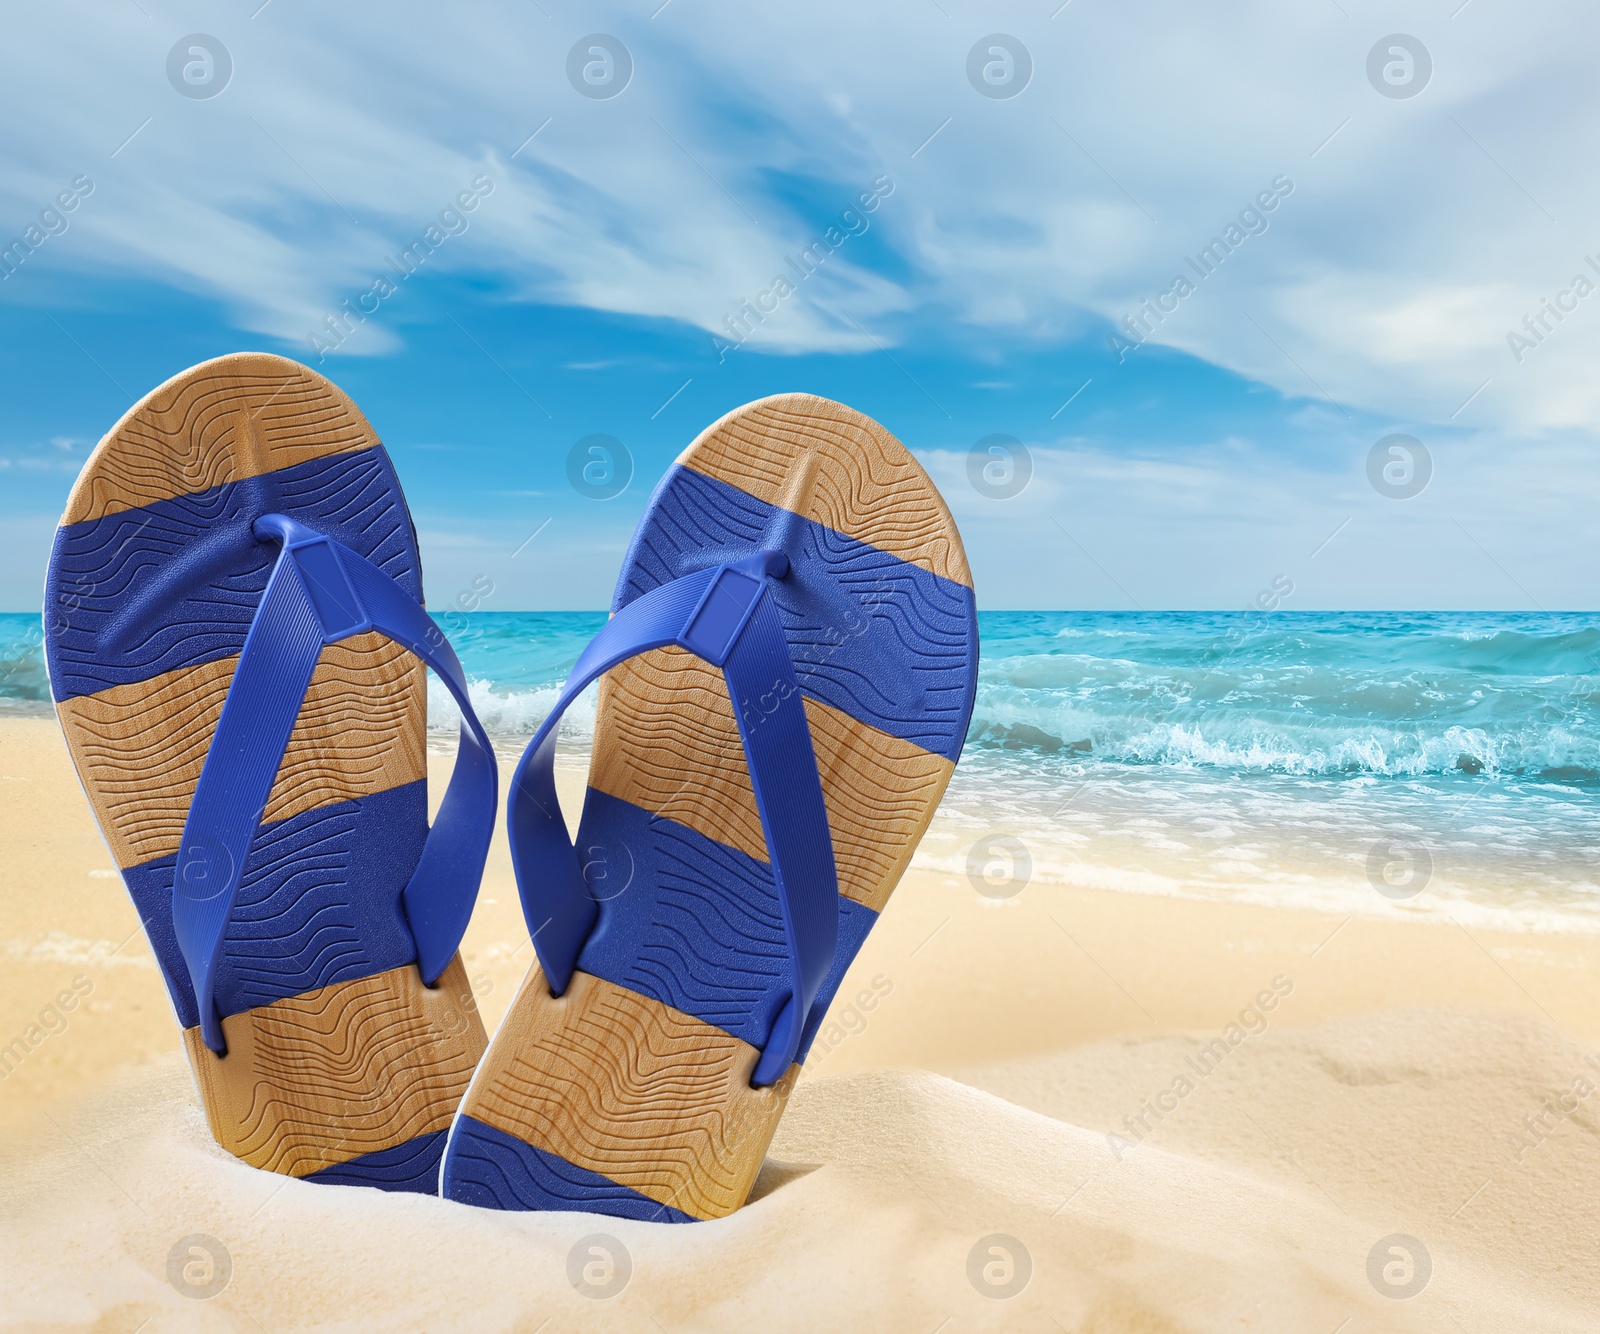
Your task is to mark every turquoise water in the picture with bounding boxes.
[11,609,1600,776]
[945,611,1600,927]
[970,610,1600,781]
[0,615,49,707]
[9,609,1600,924]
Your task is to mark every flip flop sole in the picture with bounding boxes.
[46,354,485,1188]
[444,394,976,1219]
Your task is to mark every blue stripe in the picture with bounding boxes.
[46,447,421,702]
[796,896,879,1062]
[123,781,426,1029]
[443,1116,697,1221]
[305,1129,447,1194]
[615,464,977,761]
[573,787,878,1053]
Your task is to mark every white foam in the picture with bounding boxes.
[427,675,597,739]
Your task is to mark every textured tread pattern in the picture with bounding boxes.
[617,465,975,759]
[619,817,786,1039]
[184,957,485,1177]
[591,646,952,911]
[572,790,883,1056]
[454,394,974,1221]
[125,782,427,1027]
[48,448,421,701]
[446,1117,695,1221]
[305,1129,449,1193]
[574,789,789,1046]
[45,353,472,1189]
[56,632,424,868]
[62,353,375,525]
[460,968,796,1221]
[680,393,972,587]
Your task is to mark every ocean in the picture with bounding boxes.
[7,609,1598,930]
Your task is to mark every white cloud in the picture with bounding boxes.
[0,0,1597,441]
[915,420,1600,611]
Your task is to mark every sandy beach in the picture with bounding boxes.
[4,711,1600,1330]
[8,0,1600,1327]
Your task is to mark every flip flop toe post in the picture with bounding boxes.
[440,393,977,1220]
[46,353,496,1191]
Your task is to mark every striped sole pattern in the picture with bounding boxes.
[444,394,976,1219]
[47,353,484,1190]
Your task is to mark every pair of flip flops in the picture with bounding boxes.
[45,353,978,1221]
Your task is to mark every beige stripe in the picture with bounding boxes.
[464,966,797,1220]
[184,955,485,1177]
[56,632,425,869]
[589,646,953,912]
[62,352,378,525]
[678,393,973,588]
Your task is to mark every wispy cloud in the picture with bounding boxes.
[0,1,1591,433]
[1,2,1596,610]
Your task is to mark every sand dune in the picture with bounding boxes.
[963,1008,1600,1317]
[2,1008,1597,1331]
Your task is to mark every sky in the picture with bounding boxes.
[2,0,1598,611]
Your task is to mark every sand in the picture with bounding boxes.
[4,712,1599,1331]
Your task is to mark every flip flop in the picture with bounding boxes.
[439,394,977,1220]
[45,353,497,1193]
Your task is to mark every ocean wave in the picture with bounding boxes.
[0,617,48,702]
[967,711,1600,780]
[1049,626,1157,640]
[7,610,1599,783]
[982,615,1600,677]
[967,609,1600,780]
[427,674,596,738]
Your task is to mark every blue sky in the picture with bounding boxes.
[2,1,1597,610]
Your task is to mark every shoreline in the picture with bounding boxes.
[6,712,1598,1117]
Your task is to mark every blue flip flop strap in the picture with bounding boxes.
[171,512,498,1054]
[507,553,839,1087]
